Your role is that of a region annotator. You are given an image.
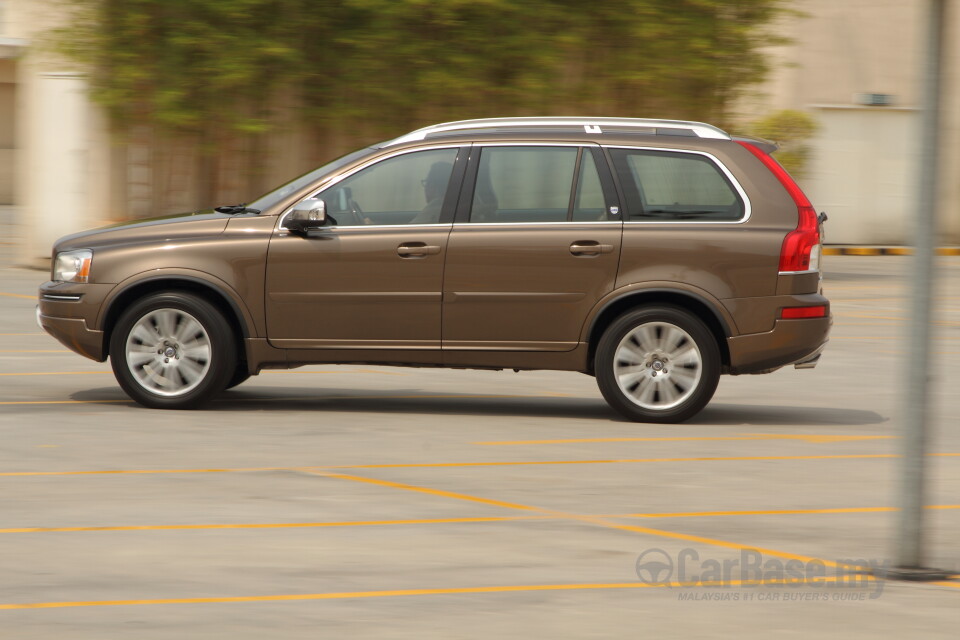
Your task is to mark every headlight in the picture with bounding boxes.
[53,250,93,283]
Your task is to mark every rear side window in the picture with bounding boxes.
[609,148,744,221]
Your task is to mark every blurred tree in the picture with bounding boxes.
[749,109,819,177]
[56,0,792,210]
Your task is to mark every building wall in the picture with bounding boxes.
[741,0,959,244]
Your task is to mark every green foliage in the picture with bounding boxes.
[749,109,819,177]
[58,0,792,145]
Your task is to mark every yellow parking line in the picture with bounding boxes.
[0,350,71,353]
[322,472,827,566]
[0,332,46,336]
[0,371,108,377]
[617,505,960,519]
[0,516,541,534]
[4,505,957,535]
[0,399,130,406]
[0,292,34,300]
[0,392,569,406]
[323,472,541,511]
[0,577,889,610]
[3,453,957,477]
[831,336,960,341]
[474,434,893,446]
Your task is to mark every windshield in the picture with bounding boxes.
[246,148,374,213]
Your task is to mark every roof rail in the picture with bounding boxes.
[382,117,731,146]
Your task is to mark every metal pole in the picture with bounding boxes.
[894,0,946,576]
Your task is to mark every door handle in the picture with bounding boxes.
[397,243,441,257]
[569,241,613,256]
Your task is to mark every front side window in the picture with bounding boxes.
[318,148,458,226]
[609,148,744,221]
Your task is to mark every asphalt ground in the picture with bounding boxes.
[0,249,958,638]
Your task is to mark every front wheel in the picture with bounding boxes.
[109,292,237,409]
[595,306,720,423]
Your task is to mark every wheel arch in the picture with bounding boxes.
[99,275,251,362]
[585,288,733,374]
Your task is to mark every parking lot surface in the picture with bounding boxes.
[1,250,958,638]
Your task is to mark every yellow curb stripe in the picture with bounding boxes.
[0,292,34,300]
[0,577,886,610]
[3,453,958,477]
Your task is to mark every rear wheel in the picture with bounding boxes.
[109,292,237,409]
[595,306,720,423]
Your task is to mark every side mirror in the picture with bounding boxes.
[286,198,327,234]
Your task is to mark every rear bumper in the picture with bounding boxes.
[726,316,831,375]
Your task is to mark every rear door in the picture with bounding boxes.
[442,144,622,352]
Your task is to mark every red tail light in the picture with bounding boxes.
[737,141,821,273]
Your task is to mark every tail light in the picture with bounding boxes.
[737,141,821,273]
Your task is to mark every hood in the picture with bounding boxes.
[52,210,236,253]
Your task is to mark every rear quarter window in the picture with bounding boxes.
[609,148,745,222]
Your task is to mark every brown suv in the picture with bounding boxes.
[38,117,830,422]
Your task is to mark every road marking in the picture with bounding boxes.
[0,350,71,353]
[323,472,541,511]
[0,577,895,610]
[0,399,130,406]
[4,506,957,535]
[0,516,543,534]
[0,392,570,406]
[0,371,109,377]
[474,434,894,446]
[0,332,46,336]
[831,336,960,341]
[321,472,834,567]
[616,505,960,519]
[0,292,34,300]
[2,453,957,477]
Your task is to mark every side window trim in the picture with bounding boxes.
[602,145,752,224]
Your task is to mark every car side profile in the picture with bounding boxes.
[37,117,831,422]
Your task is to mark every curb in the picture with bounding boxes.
[823,247,960,256]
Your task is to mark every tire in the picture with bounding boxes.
[595,305,720,423]
[109,292,237,409]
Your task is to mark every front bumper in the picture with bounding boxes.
[37,281,112,362]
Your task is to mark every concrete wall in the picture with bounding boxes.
[741,0,959,244]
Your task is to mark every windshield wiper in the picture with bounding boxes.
[214,203,261,214]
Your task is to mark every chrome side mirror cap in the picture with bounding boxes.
[286,198,327,234]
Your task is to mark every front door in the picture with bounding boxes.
[265,146,462,350]
[442,145,622,352]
